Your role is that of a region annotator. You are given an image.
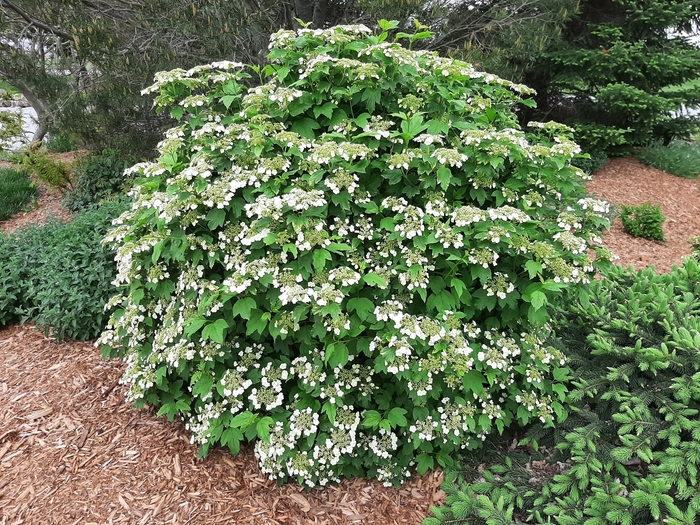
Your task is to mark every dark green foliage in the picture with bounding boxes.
[0,200,128,339]
[523,0,700,153]
[620,201,666,242]
[0,167,37,220]
[691,236,700,256]
[638,140,700,179]
[425,260,700,525]
[18,146,72,193]
[1,0,286,154]
[44,132,77,153]
[65,148,138,211]
[571,149,609,175]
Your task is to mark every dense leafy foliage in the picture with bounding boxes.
[99,23,612,488]
[0,200,127,340]
[425,258,700,525]
[17,146,72,193]
[522,0,700,153]
[65,148,138,211]
[570,149,609,175]
[620,202,666,242]
[0,167,37,220]
[638,140,700,179]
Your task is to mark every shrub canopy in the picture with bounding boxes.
[100,23,612,487]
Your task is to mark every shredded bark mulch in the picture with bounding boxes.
[586,157,700,273]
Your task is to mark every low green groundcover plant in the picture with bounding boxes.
[620,201,666,242]
[0,200,127,339]
[99,22,612,488]
[65,148,139,211]
[425,258,700,525]
[638,140,700,179]
[18,145,73,193]
[0,167,37,221]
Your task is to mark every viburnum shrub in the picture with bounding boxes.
[99,21,613,488]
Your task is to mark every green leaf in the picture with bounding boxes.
[192,374,214,398]
[427,289,455,313]
[450,277,467,299]
[322,401,337,424]
[220,95,237,109]
[312,249,332,273]
[206,209,226,230]
[326,342,349,368]
[387,407,408,427]
[462,371,485,395]
[347,297,374,321]
[426,120,450,135]
[184,316,207,335]
[327,242,352,254]
[361,88,381,112]
[363,272,388,288]
[525,260,543,279]
[152,241,165,264]
[291,117,320,139]
[221,427,243,454]
[416,453,435,475]
[437,167,452,190]
[170,106,183,120]
[313,102,336,120]
[256,416,274,443]
[529,290,547,310]
[230,411,256,429]
[362,410,381,429]
[400,114,427,137]
[246,309,269,335]
[202,318,229,344]
[232,297,256,320]
[378,19,400,31]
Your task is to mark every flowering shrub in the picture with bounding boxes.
[99,21,612,488]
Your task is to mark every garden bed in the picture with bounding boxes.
[1,157,699,524]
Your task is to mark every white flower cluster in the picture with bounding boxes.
[387,149,419,170]
[432,148,468,167]
[452,205,488,226]
[577,197,610,214]
[483,272,515,299]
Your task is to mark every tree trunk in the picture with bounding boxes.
[312,0,327,30]
[11,79,48,144]
[294,0,314,25]
[294,0,327,28]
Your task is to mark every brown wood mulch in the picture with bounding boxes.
[585,157,700,273]
[1,156,699,525]
[0,151,80,234]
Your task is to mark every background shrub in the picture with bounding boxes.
[0,200,128,339]
[620,201,666,242]
[426,259,700,525]
[691,236,700,257]
[570,149,609,175]
[637,140,700,179]
[44,132,78,153]
[0,167,37,221]
[65,148,139,211]
[17,146,73,192]
[99,23,612,488]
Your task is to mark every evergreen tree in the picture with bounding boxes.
[0,0,601,154]
[521,0,700,154]
[0,0,284,153]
